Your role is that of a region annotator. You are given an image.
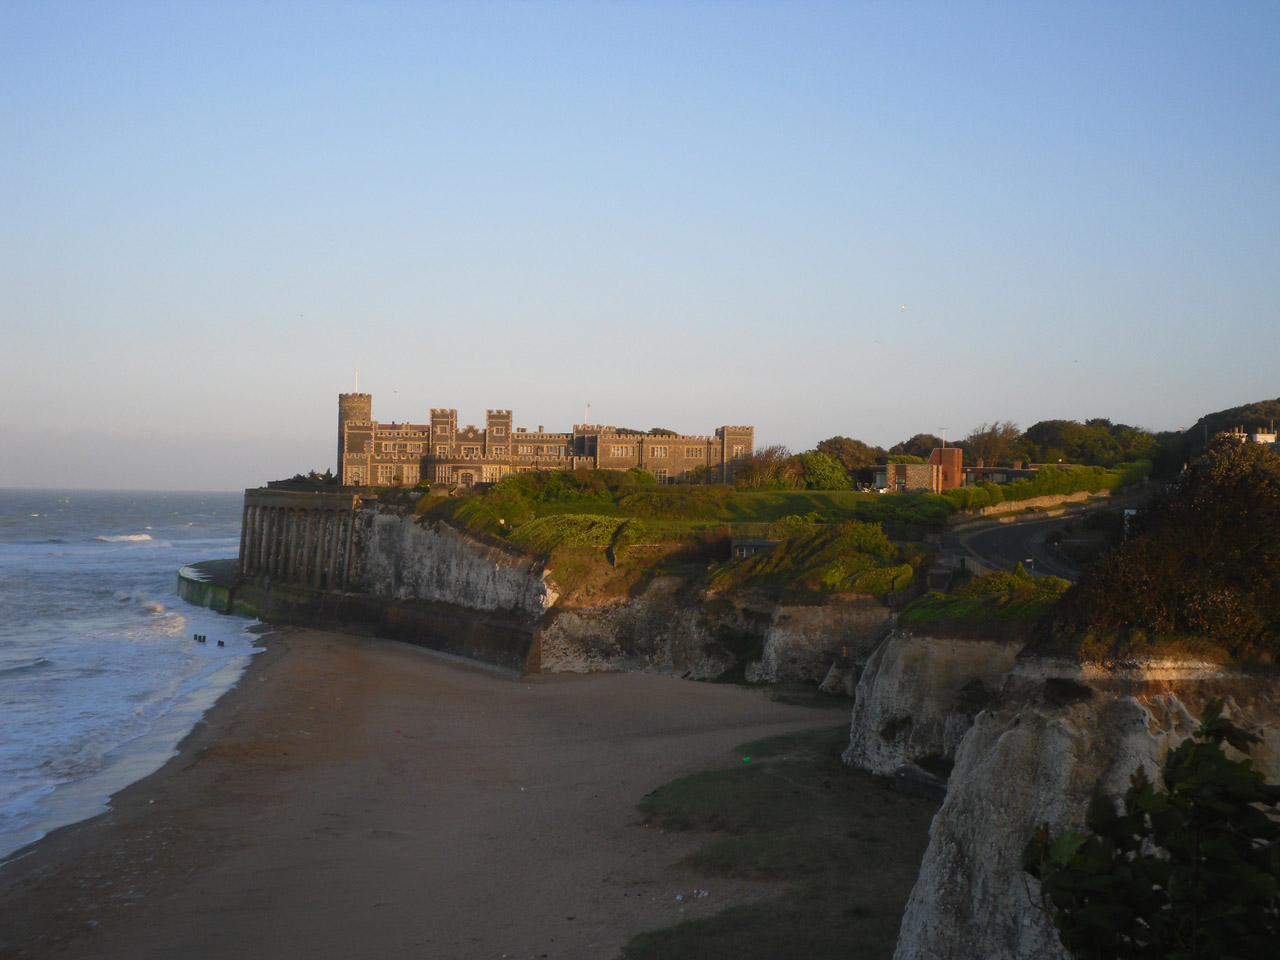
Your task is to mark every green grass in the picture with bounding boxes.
[709,522,922,599]
[622,726,940,960]
[416,474,957,602]
[901,568,1071,624]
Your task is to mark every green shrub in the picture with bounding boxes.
[903,567,1070,623]
[1024,699,1280,959]
[506,514,627,552]
[798,451,852,490]
[711,521,910,597]
[617,485,732,520]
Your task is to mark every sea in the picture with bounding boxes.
[0,489,257,862]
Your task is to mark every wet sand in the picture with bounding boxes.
[0,628,840,960]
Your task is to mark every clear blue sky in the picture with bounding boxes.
[3,1,1277,490]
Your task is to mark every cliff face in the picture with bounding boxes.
[237,499,895,682]
[746,599,890,684]
[537,578,767,677]
[890,661,1280,960]
[842,634,1021,776]
[355,513,556,620]
[538,587,891,681]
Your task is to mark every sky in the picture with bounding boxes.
[2,0,1277,491]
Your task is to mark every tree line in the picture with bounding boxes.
[732,417,1169,491]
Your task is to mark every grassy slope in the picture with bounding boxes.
[418,479,946,601]
[621,726,939,960]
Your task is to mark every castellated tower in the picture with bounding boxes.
[337,393,373,473]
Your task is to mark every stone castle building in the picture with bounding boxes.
[337,394,754,487]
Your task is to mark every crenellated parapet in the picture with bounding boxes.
[338,393,754,488]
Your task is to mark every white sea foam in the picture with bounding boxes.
[0,489,258,862]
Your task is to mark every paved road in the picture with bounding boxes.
[944,512,1087,582]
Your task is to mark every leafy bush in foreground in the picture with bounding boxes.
[1024,699,1280,959]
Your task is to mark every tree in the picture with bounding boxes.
[797,451,852,490]
[1022,419,1158,467]
[963,421,1021,466]
[815,435,884,471]
[1024,699,1280,959]
[733,445,802,490]
[1051,434,1280,661]
[889,433,944,460]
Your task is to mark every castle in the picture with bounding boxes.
[337,394,755,487]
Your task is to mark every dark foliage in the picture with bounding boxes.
[1024,699,1280,959]
[1177,398,1280,462]
[733,445,803,490]
[815,435,885,471]
[286,468,339,486]
[964,420,1022,466]
[1020,419,1158,468]
[1049,435,1280,662]
[889,433,944,460]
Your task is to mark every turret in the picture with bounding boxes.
[337,393,373,473]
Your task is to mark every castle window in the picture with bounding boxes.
[685,447,704,458]
[403,466,420,485]
[435,466,451,482]
[462,445,480,458]
[492,446,506,456]
[649,446,669,458]
[435,425,448,435]
[518,445,534,455]
[732,445,744,458]
[653,468,668,483]
[436,445,448,457]
[409,444,421,454]
[377,465,394,484]
[492,426,506,436]
[610,445,635,458]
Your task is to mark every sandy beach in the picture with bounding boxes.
[0,628,843,960]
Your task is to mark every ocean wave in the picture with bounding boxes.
[0,658,52,678]
[93,534,153,543]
